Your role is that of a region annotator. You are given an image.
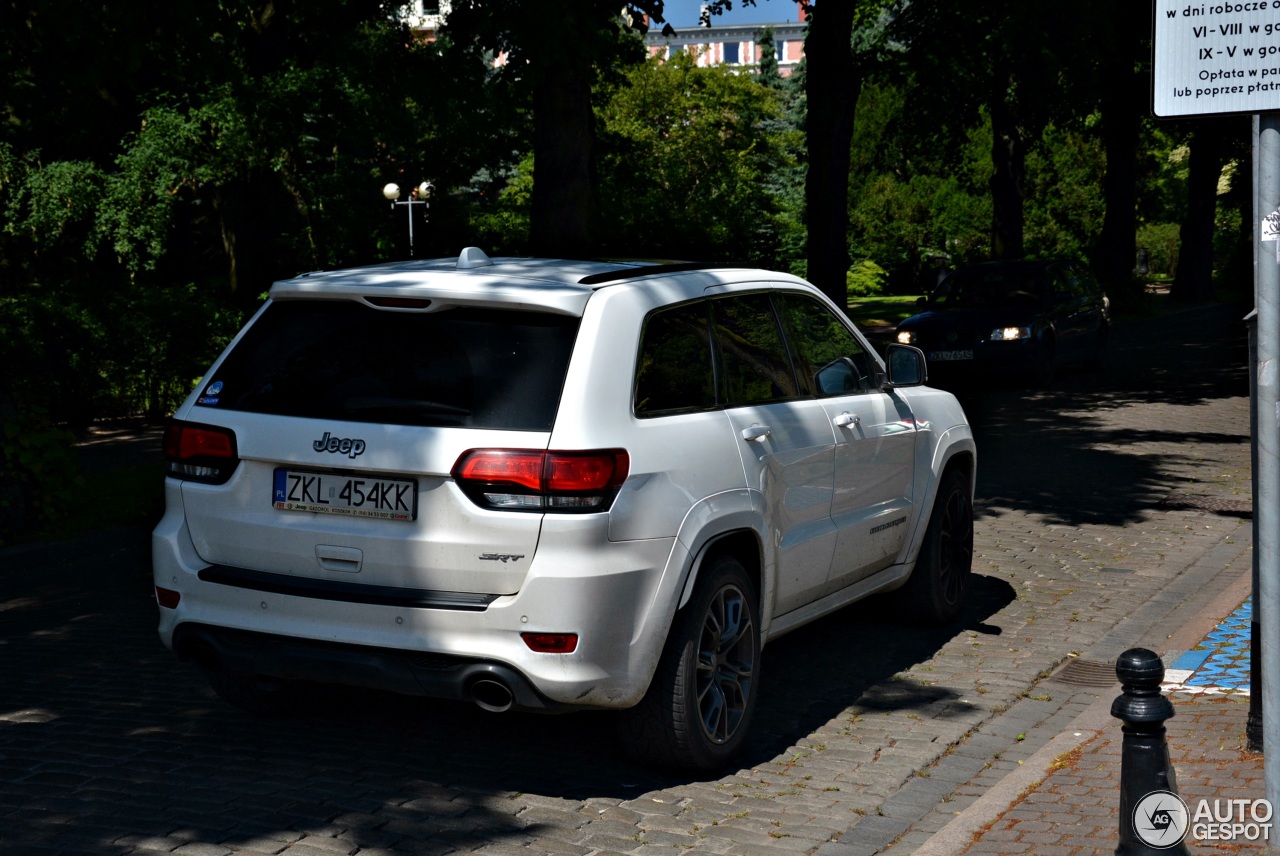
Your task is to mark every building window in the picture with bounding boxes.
[669,44,682,59]
[724,42,740,64]
[775,41,786,61]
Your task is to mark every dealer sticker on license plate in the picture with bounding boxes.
[272,469,417,521]
[929,349,974,361]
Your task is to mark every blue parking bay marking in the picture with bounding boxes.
[1162,598,1252,696]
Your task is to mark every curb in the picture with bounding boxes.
[900,537,1256,856]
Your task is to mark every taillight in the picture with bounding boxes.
[163,420,240,485]
[451,449,629,513]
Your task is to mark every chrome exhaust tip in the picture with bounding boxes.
[470,678,514,713]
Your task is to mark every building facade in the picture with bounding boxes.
[643,20,806,76]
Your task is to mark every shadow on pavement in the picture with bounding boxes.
[0,301,1250,854]
[944,303,1250,528]
[0,521,1012,854]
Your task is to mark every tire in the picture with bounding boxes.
[1085,326,1110,372]
[895,468,973,625]
[1033,338,1056,387]
[617,554,760,772]
[208,670,294,716]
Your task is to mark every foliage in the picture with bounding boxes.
[0,407,83,535]
[594,53,801,265]
[1136,223,1181,278]
[846,83,991,292]
[847,260,888,299]
[1023,121,1107,261]
[468,154,534,253]
[0,0,1246,484]
[1,0,527,430]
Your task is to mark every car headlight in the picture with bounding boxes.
[896,330,915,345]
[990,326,1031,341]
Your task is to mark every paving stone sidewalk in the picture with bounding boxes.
[0,300,1257,855]
[951,693,1264,854]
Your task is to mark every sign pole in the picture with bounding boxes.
[1154,6,1280,834]
[1258,113,1280,839]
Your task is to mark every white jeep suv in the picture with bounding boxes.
[153,249,975,771]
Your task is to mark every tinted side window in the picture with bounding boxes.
[775,294,877,395]
[1050,266,1083,299]
[635,302,716,417]
[710,294,799,406]
[1070,265,1103,298]
[199,301,578,431]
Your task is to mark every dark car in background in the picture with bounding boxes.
[894,260,1110,386]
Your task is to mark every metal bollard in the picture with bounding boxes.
[1112,648,1190,855]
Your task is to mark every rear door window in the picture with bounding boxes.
[197,300,579,431]
[710,293,799,406]
[634,301,717,417]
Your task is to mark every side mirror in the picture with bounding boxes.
[917,296,928,308]
[885,344,927,388]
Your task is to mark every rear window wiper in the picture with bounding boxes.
[343,397,472,417]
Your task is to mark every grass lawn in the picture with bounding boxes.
[845,294,923,329]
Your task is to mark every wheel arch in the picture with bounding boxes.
[901,434,976,571]
[677,528,764,614]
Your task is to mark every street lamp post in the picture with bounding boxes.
[382,181,434,258]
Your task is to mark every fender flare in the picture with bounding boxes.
[899,427,976,570]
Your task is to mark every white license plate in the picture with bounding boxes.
[929,349,974,362]
[272,469,417,521]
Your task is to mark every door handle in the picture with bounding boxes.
[833,412,860,428]
[741,424,772,442]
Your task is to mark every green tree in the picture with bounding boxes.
[1093,1,1152,297]
[445,0,656,257]
[846,83,990,290]
[892,0,1096,260]
[1,0,521,425]
[755,25,782,87]
[595,53,799,264]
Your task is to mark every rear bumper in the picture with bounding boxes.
[153,500,682,710]
[172,622,561,711]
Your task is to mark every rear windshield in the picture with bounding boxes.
[196,300,579,430]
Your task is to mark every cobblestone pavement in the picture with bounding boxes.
[937,575,1269,856]
[951,694,1264,855]
[0,301,1254,855]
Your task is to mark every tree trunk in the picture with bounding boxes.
[1172,125,1224,303]
[213,182,261,313]
[529,54,597,258]
[1096,80,1140,291]
[989,65,1026,261]
[1094,2,1147,300]
[803,2,860,311]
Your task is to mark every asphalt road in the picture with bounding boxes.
[0,299,1254,856]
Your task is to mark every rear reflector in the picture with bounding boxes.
[451,449,629,513]
[155,587,181,609]
[521,632,578,654]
